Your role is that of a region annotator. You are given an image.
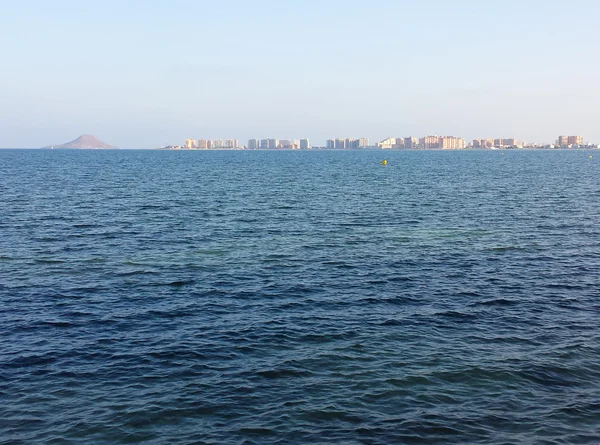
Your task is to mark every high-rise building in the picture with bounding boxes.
[197,139,210,149]
[568,135,583,145]
[559,135,584,146]
[473,139,494,148]
[376,138,396,149]
[300,138,310,149]
[268,139,278,149]
[278,139,292,148]
[377,137,410,149]
[328,137,370,149]
[222,139,238,149]
[334,138,346,149]
[185,139,197,149]
[421,136,441,149]
[248,139,259,149]
[440,136,466,149]
[404,137,417,149]
[502,138,518,146]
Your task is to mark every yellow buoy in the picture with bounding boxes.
[382,159,388,165]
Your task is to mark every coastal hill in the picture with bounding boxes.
[43,134,117,149]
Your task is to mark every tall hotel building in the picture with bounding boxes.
[224,139,239,149]
[404,137,417,148]
[420,136,441,149]
[328,138,369,149]
[197,139,212,149]
[558,135,584,146]
[376,138,399,149]
[440,136,466,149]
[377,137,416,149]
[418,136,465,149]
[473,139,494,148]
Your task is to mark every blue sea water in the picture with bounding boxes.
[1,149,599,444]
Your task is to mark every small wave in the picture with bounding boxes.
[520,365,581,388]
[239,427,275,436]
[474,298,518,307]
[139,204,170,210]
[435,310,477,320]
[257,368,312,379]
[115,270,160,277]
[7,353,57,368]
[143,279,195,287]
[301,407,362,423]
[40,320,73,328]
[35,258,66,264]
[148,350,207,361]
[167,280,195,287]
[321,261,357,269]
[146,309,197,318]
[489,245,526,251]
[388,275,415,282]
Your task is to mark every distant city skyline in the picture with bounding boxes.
[1,0,599,148]
[161,134,591,150]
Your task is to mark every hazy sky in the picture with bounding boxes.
[1,0,598,148]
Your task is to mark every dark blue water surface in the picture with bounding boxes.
[1,149,600,444]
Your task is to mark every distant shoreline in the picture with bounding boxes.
[2,147,599,151]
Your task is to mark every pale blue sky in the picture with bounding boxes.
[0,0,598,148]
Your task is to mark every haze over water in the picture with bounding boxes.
[1,149,599,444]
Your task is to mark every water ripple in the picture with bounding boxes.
[1,149,600,444]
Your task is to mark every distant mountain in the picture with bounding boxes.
[43,134,117,149]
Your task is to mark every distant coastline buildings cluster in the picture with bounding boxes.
[326,138,370,149]
[184,139,240,149]
[374,135,590,149]
[473,138,519,148]
[472,136,585,149]
[161,134,594,150]
[375,136,466,149]
[557,135,584,147]
[176,138,310,150]
[247,138,311,150]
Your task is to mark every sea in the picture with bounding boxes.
[1,149,599,444]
